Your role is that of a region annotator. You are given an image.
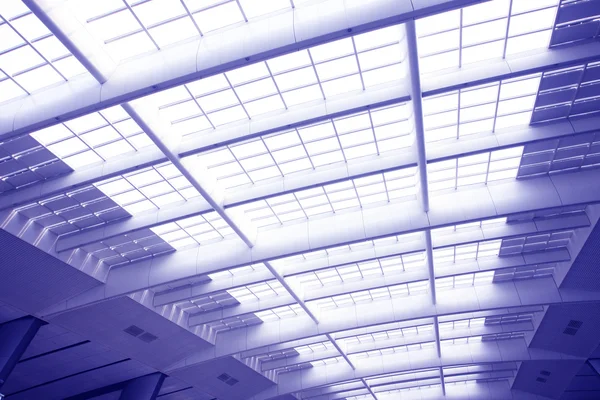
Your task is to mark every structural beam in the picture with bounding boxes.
[361,378,379,400]
[153,211,588,307]
[260,321,534,372]
[238,338,581,399]
[122,102,256,247]
[4,56,598,216]
[47,168,600,315]
[264,262,319,324]
[326,334,355,370]
[186,249,570,327]
[23,0,116,83]
[0,0,486,143]
[119,373,166,400]
[406,20,429,212]
[54,113,595,254]
[168,277,599,371]
[439,366,446,396]
[0,317,45,390]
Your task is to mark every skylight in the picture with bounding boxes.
[427,146,524,192]
[226,280,287,302]
[270,232,423,267]
[191,102,413,189]
[423,74,542,142]
[149,211,234,248]
[294,341,335,355]
[309,281,429,311]
[295,252,426,289]
[433,240,502,265]
[255,304,306,322]
[94,162,200,215]
[16,186,129,236]
[499,231,572,254]
[349,341,435,361]
[72,0,312,62]
[431,217,507,238]
[417,0,559,74]
[230,166,418,228]
[0,0,88,103]
[207,263,266,280]
[30,106,154,170]
[339,324,433,347]
[0,136,71,193]
[435,271,496,290]
[151,25,406,133]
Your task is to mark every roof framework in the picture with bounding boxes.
[1,0,600,399]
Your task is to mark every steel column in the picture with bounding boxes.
[0,317,45,390]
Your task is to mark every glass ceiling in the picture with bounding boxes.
[0,0,88,104]
[150,25,406,134]
[69,0,328,62]
[417,0,559,74]
[30,106,156,170]
[4,0,597,395]
[193,102,413,189]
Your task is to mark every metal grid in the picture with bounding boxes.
[431,217,507,238]
[0,135,72,194]
[423,74,541,142]
[550,0,600,47]
[531,62,600,123]
[31,107,155,170]
[149,211,234,249]
[255,304,306,322]
[151,25,406,133]
[207,263,267,280]
[340,324,434,347]
[519,132,600,177]
[433,240,502,265]
[230,166,418,229]
[15,186,129,236]
[78,228,174,266]
[499,230,572,254]
[427,146,524,192]
[179,291,240,314]
[192,102,413,190]
[0,0,88,104]
[435,271,497,290]
[294,251,426,289]
[205,313,263,333]
[416,0,559,74]
[226,280,287,302]
[308,280,430,311]
[270,232,423,268]
[485,312,535,324]
[294,341,335,355]
[69,0,319,62]
[494,263,556,281]
[94,162,200,215]
[349,342,436,361]
[3,0,597,394]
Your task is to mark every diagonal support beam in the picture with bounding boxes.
[47,167,600,316]
[4,46,600,216]
[326,333,355,370]
[264,261,319,324]
[54,115,595,254]
[361,378,379,400]
[121,102,256,248]
[439,366,446,396]
[0,0,487,143]
[406,19,441,362]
